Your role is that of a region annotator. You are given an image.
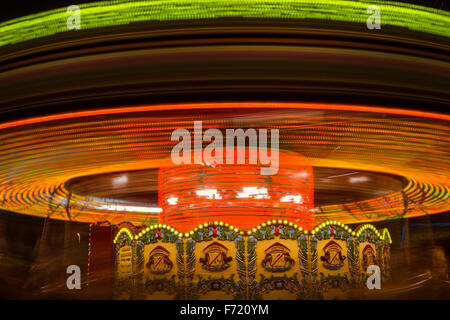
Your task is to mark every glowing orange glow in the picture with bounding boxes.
[159,152,314,232]
[0,102,449,131]
[0,102,448,226]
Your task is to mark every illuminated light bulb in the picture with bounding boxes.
[198,224,203,229]
[304,230,308,234]
[225,223,229,227]
[219,221,224,226]
[283,220,288,225]
[167,197,178,205]
[189,231,194,235]
[288,222,293,226]
[184,233,189,238]
[194,228,198,231]
[267,221,272,225]
[204,223,208,227]
[262,223,266,227]
[214,221,218,225]
[272,220,277,224]
[294,224,298,228]
[247,231,252,235]
[158,224,162,228]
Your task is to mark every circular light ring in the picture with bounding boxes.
[0,102,448,225]
[316,178,450,225]
[1,0,448,48]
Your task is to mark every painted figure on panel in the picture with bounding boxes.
[320,240,346,270]
[146,246,173,274]
[199,241,233,271]
[362,244,377,270]
[262,242,295,272]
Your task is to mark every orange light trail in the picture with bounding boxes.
[0,102,448,227]
[0,102,449,131]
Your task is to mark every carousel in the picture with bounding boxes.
[0,0,448,299]
[1,102,449,299]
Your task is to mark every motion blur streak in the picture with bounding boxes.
[0,103,448,225]
[0,0,449,47]
[0,0,448,300]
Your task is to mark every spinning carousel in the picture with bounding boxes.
[1,103,448,299]
[0,0,449,299]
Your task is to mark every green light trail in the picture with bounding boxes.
[0,0,449,48]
